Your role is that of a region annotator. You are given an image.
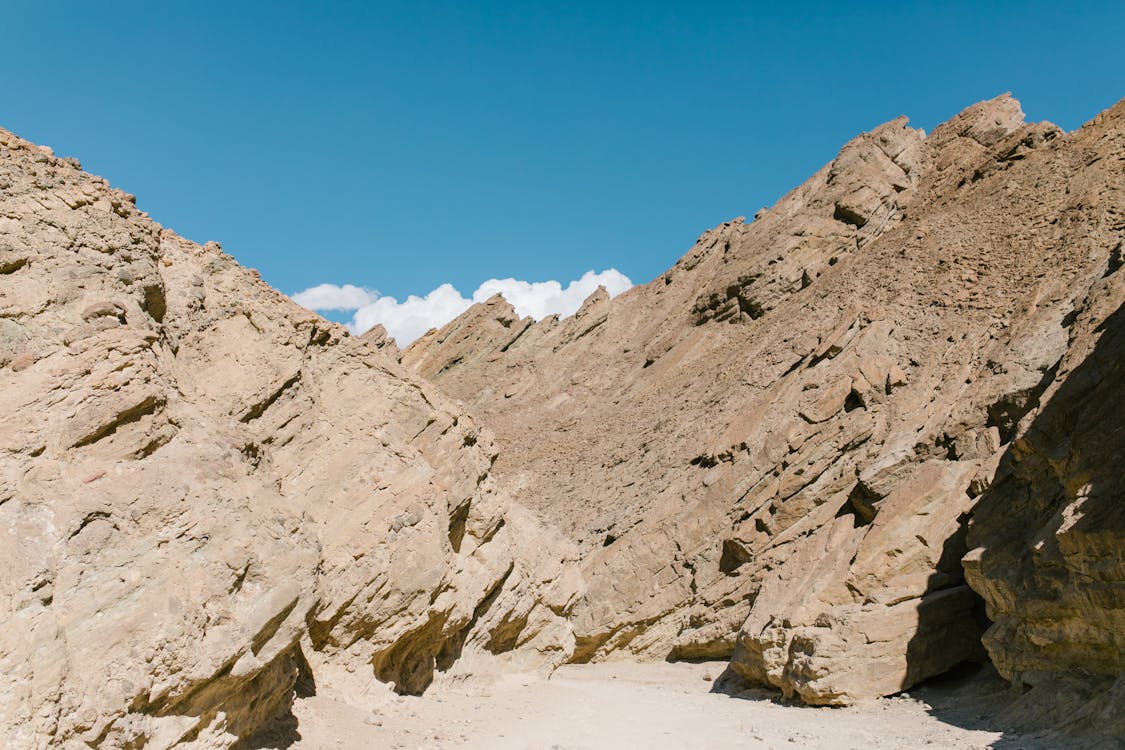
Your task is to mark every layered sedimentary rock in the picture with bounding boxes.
[0,131,579,748]
[3,91,1122,750]
[962,103,1125,725]
[405,95,1125,704]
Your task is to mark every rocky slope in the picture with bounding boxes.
[0,131,581,748]
[404,94,1125,707]
[3,93,1122,748]
[963,173,1125,731]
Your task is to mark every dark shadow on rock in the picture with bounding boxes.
[233,711,302,750]
[145,643,312,750]
[294,645,317,698]
[906,663,1125,749]
[918,297,1125,749]
[903,664,1063,750]
[230,644,316,749]
[707,664,788,703]
[900,504,992,705]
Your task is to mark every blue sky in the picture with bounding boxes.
[3,2,1123,323]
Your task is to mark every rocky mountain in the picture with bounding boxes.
[405,94,1125,711]
[2,92,1122,749]
[0,130,580,748]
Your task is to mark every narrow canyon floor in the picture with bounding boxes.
[273,661,1060,749]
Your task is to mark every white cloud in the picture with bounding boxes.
[350,283,475,347]
[290,269,633,346]
[472,269,633,320]
[290,283,377,311]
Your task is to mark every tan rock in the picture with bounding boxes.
[0,126,578,748]
[359,323,400,359]
[404,94,1125,707]
[3,91,1124,748]
[963,170,1125,739]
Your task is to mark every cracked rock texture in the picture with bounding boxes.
[0,130,579,748]
[405,95,1125,707]
[3,92,1123,748]
[963,106,1125,730]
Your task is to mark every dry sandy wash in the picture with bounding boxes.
[281,662,1062,749]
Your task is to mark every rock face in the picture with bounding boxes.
[405,95,1125,704]
[0,130,579,748]
[3,93,1123,748]
[963,131,1125,722]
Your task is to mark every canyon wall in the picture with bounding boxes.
[0,129,580,748]
[2,93,1121,748]
[405,95,1125,705]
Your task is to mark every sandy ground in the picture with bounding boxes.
[259,661,1075,750]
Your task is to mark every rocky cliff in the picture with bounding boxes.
[0,131,580,748]
[963,128,1125,732]
[3,92,1122,748]
[405,95,1125,706]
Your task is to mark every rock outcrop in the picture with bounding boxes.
[0,130,579,748]
[3,91,1122,748]
[962,103,1125,729]
[405,95,1125,705]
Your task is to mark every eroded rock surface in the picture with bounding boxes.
[3,91,1122,749]
[405,95,1125,704]
[0,130,578,748]
[963,104,1125,732]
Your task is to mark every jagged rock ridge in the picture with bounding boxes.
[404,94,1125,713]
[0,132,581,748]
[3,91,1123,749]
